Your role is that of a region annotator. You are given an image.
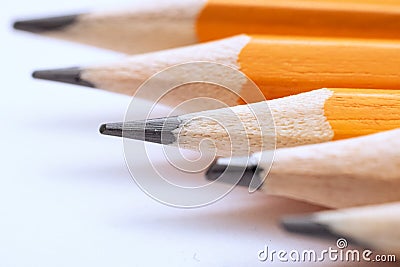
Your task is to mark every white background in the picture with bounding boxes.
[1,0,396,266]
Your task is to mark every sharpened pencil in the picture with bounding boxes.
[206,128,400,208]
[32,35,400,105]
[99,88,400,157]
[281,202,400,256]
[13,0,400,53]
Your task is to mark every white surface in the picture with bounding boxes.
[1,1,397,266]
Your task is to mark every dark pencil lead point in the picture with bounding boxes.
[99,124,108,135]
[281,215,367,248]
[32,67,95,88]
[205,157,262,188]
[13,14,80,33]
[99,117,182,144]
[99,123,123,138]
[281,216,334,237]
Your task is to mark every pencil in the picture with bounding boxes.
[99,88,400,157]
[32,35,400,103]
[13,0,400,54]
[206,128,400,208]
[281,202,400,256]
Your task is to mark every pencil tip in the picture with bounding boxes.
[99,117,182,144]
[99,123,123,138]
[281,216,334,237]
[13,14,79,33]
[99,124,108,135]
[32,67,95,88]
[205,158,260,187]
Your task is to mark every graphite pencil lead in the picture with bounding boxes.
[32,67,95,88]
[13,14,80,33]
[205,157,262,188]
[99,117,182,145]
[99,123,123,138]
[281,216,335,237]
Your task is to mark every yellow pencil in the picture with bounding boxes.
[100,88,400,157]
[32,35,400,108]
[14,0,400,53]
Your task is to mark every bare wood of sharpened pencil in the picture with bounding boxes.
[207,128,400,208]
[32,35,400,105]
[13,0,400,53]
[282,202,400,256]
[99,88,400,157]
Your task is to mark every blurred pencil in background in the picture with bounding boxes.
[13,0,400,54]
[206,128,400,208]
[282,202,400,256]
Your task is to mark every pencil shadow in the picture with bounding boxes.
[24,95,174,134]
[117,189,327,235]
[27,110,126,134]
[98,157,327,232]
[37,159,129,187]
[159,194,326,235]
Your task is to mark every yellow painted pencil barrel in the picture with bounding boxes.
[33,35,400,106]
[100,88,400,157]
[14,0,400,53]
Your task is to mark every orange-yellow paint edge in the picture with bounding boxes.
[236,36,400,101]
[196,0,400,42]
[325,89,400,140]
